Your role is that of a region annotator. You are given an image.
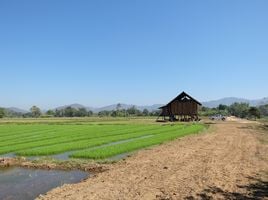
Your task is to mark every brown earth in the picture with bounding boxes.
[0,157,108,173]
[38,121,268,200]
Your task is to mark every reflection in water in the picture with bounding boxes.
[0,167,88,200]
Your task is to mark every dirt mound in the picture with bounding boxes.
[0,157,108,173]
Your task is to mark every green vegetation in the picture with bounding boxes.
[16,125,165,156]
[0,120,205,159]
[30,106,42,118]
[200,103,268,119]
[2,102,268,120]
[0,103,161,118]
[0,108,5,118]
[71,124,204,159]
[259,105,268,117]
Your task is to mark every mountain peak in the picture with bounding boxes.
[54,104,93,111]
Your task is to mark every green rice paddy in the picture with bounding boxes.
[0,122,205,160]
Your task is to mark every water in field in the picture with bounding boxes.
[28,134,154,161]
[0,152,16,158]
[0,135,154,162]
[0,167,88,200]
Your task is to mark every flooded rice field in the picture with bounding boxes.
[0,167,88,200]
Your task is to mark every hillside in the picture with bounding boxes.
[5,107,28,114]
[202,97,268,108]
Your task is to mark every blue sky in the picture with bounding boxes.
[0,0,268,109]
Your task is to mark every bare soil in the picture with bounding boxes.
[38,121,268,200]
[0,157,107,173]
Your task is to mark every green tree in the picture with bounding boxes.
[64,106,75,117]
[87,110,93,117]
[259,104,268,117]
[218,104,228,110]
[75,108,88,117]
[142,109,149,116]
[98,110,111,117]
[199,107,218,116]
[121,109,128,117]
[0,108,5,118]
[248,107,260,120]
[30,106,41,118]
[228,102,249,118]
[200,106,209,112]
[116,103,122,116]
[116,103,122,111]
[127,106,138,115]
[46,109,55,116]
[55,109,63,117]
[111,110,117,117]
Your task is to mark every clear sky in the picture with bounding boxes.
[0,0,268,109]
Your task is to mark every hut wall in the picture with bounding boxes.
[169,100,198,116]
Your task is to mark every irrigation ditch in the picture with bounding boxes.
[0,156,109,200]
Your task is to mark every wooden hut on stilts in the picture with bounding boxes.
[157,91,202,122]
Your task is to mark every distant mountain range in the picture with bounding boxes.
[5,107,28,114]
[2,97,268,113]
[202,97,268,108]
[51,97,268,111]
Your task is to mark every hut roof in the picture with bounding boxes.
[159,91,202,109]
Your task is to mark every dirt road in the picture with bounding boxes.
[39,121,268,200]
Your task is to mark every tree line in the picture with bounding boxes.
[200,102,268,119]
[0,104,161,118]
[1,102,268,119]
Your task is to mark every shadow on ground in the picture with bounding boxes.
[185,176,268,200]
[237,125,254,130]
[203,122,216,125]
[237,124,268,132]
